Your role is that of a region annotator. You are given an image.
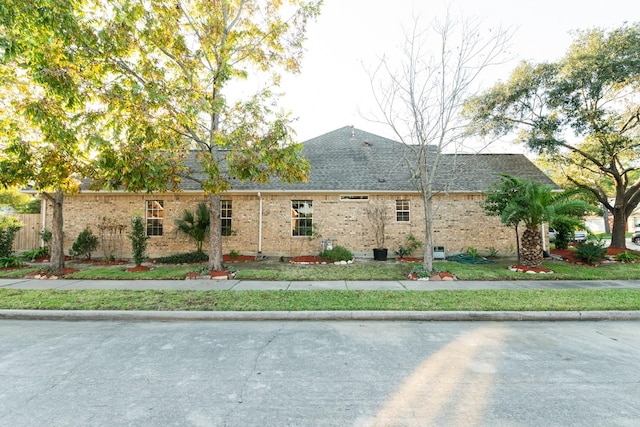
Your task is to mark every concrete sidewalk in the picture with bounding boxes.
[2,278,640,322]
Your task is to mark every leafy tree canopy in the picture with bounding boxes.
[465,23,640,248]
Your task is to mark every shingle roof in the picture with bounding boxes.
[182,126,555,193]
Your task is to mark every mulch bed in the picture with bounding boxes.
[550,246,639,264]
[223,254,256,263]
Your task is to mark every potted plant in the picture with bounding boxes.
[366,205,389,261]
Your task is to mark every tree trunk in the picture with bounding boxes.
[207,193,224,271]
[520,226,543,268]
[47,190,65,275]
[609,206,628,248]
[422,196,433,272]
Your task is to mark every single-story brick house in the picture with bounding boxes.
[42,126,556,259]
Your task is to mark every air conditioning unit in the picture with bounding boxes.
[433,246,445,260]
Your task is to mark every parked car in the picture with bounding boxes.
[632,224,640,245]
[548,229,587,242]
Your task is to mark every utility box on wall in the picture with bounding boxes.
[433,246,445,260]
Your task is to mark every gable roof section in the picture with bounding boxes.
[208,126,556,193]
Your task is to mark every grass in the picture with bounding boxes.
[1,288,639,311]
[65,266,195,280]
[1,256,640,312]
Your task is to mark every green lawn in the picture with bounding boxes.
[1,288,639,311]
[2,256,640,312]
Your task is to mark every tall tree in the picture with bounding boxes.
[0,1,95,274]
[464,23,640,249]
[87,0,320,271]
[369,11,512,272]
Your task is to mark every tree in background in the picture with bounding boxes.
[482,175,591,268]
[0,1,96,275]
[368,10,512,272]
[465,23,640,249]
[0,188,41,214]
[87,0,320,271]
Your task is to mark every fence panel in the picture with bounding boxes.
[10,214,42,252]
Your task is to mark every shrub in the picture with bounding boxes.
[0,216,23,258]
[320,245,353,262]
[129,215,149,266]
[616,251,640,263]
[155,251,209,264]
[70,227,99,260]
[21,246,49,261]
[394,234,423,258]
[0,255,23,268]
[575,242,607,264]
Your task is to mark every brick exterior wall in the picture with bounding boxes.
[47,191,519,259]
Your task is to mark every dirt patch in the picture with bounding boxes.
[290,255,326,264]
[398,257,423,263]
[223,254,256,263]
[126,265,152,272]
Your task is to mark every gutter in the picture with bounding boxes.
[258,192,263,253]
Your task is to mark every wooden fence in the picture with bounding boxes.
[10,214,42,252]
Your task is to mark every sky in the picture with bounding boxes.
[263,0,638,152]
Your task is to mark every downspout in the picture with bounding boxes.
[258,192,263,254]
[541,223,547,253]
[40,195,47,246]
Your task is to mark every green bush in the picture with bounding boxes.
[21,246,49,261]
[0,216,23,258]
[155,251,209,264]
[129,215,149,266]
[0,255,23,268]
[70,227,99,260]
[615,251,640,263]
[575,242,607,264]
[320,245,353,262]
[394,234,423,258]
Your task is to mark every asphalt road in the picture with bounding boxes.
[1,320,639,426]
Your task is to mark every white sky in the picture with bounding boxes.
[268,0,638,152]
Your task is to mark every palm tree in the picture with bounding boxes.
[174,202,210,253]
[500,178,591,268]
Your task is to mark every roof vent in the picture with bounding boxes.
[378,177,386,183]
[363,140,372,147]
[350,125,356,140]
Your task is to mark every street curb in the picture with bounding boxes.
[2,310,640,322]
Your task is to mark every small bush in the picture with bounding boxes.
[616,251,640,263]
[70,227,99,260]
[129,215,149,266]
[21,246,49,261]
[0,255,23,268]
[394,234,423,258]
[0,216,23,258]
[320,245,353,262]
[575,242,607,264]
[155,251,209,264]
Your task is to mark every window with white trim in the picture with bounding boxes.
[221,200,232,236]
[291,200,313,236]
[396,199,410,222]
[146,200,164,236]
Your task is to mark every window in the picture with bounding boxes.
[221,200,232,236]
[291,200,313,236]
[146,200,164,236]
[340,195,369,201]
[396,199,410,222]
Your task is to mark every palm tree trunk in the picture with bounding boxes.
[520,226,544,268]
